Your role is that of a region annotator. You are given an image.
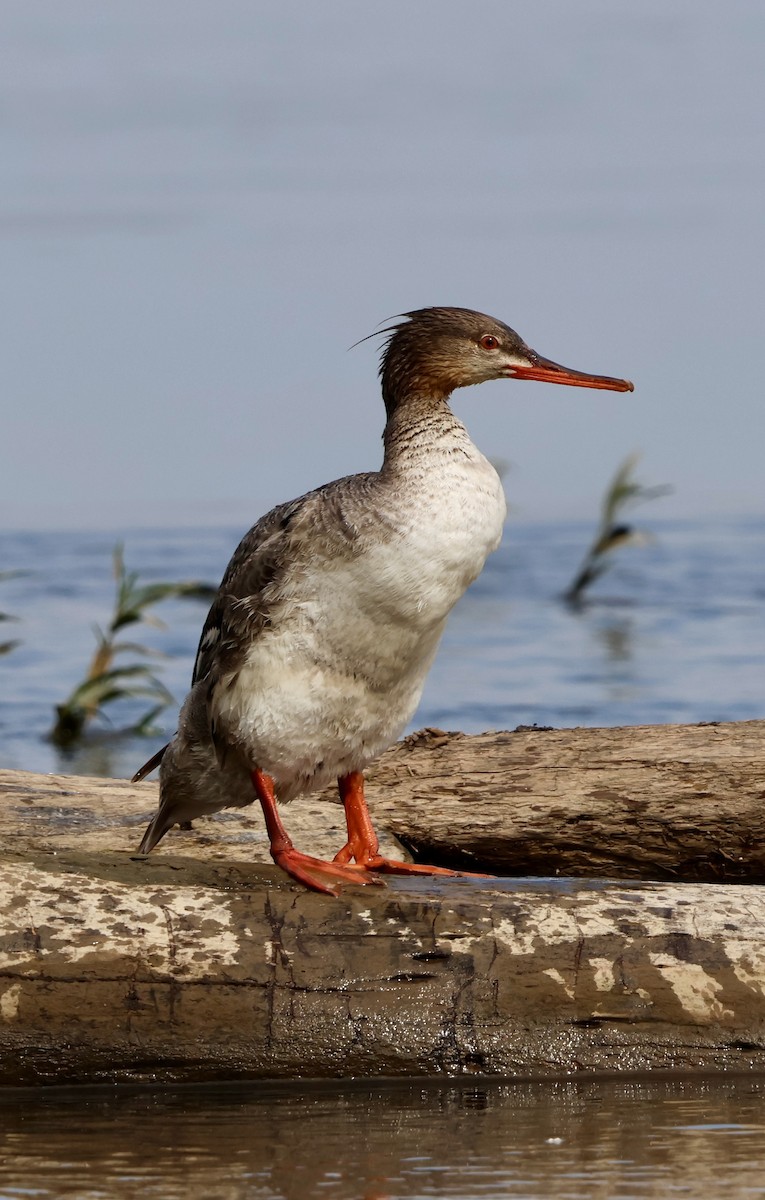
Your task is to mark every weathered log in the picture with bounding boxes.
[3,720,764,880]
[379,721,765,882]
[2,721,765,1087]
[3,852,765,1086]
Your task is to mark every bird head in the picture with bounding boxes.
[377,307,633,416]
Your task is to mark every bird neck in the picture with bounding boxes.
[381,393,475,472]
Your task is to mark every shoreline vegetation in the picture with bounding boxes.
[48,544,215,748]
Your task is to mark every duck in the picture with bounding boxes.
[133,306,633,894]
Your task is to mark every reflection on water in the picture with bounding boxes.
[591,618,634,666]
[2,1076,765,1200]
[48,734,141,784]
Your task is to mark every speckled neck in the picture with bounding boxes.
[381,394,480,474]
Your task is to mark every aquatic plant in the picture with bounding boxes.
[564,453,670,605]
[50,544,214,747]
[0,569,24,656]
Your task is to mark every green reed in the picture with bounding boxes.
[564,453,670,605]
[0,569,25,656]
[50,544,214,747]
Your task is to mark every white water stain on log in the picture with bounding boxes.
[487,885,765,1025]
[590,958,617,993]
[543,967,575,999]
[494,907,577,955]
[0,865,242,979]
[492,895,621,958]
[0,982,21,1020]
[648,955,734,1023]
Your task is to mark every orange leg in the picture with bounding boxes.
[251,768,382,896]
[334,771,470,878]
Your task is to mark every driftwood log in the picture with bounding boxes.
[1,720,765,1086]
[382,720,765,882]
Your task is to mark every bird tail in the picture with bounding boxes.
[137,810,173,855]
[133,742,172,853]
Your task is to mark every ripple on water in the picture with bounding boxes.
[3,1077,765,1199]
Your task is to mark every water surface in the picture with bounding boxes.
[3,1077,765,1199]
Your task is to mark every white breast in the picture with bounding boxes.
[378,450,507,625]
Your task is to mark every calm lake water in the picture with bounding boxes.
[3,1076,765,1199]
[1,515,763,779]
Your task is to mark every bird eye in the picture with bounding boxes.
[479,334,499,350]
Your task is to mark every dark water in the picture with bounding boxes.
[2,1077,765,1199]
[1,516,763,779]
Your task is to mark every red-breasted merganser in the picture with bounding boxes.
[134,307,633,894]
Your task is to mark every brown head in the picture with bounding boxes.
[378,306,634,418]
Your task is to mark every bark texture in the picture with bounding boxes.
[374,721,765,881]
[4,719,764,880]
[1,720,765,1086]
[3,853,765,1087]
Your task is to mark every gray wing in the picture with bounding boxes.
[132,471,377,785]
[191,473,375,688]
[191,497,303,688]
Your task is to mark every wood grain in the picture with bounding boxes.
[2,721,765,1086]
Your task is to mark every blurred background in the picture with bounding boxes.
[1,0,763,777]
